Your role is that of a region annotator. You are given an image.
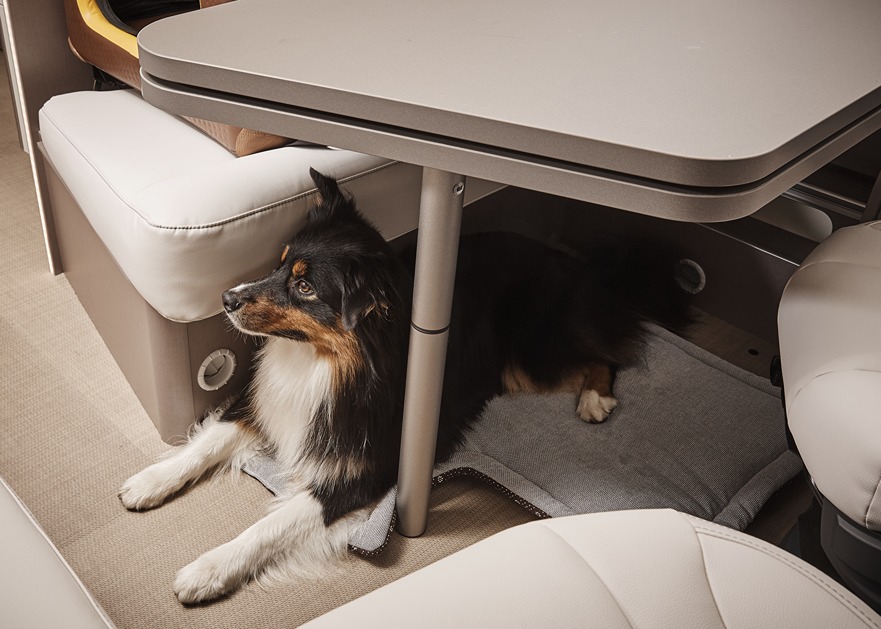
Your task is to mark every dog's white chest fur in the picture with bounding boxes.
[252,338,332,468]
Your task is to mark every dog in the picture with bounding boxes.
[119,168,692,603]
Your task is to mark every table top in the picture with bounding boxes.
[139,0,881,219]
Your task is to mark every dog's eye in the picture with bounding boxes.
[294,279,314,295]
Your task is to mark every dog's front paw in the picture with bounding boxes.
[118,463,180,511]
[174,546,244,604]
[577,390,618,423]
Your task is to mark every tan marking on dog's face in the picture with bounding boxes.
[285,259,318,300]
[292,259,308,278]
[235,298,325,340]
[236,298,364,387]
[280,244,290,263]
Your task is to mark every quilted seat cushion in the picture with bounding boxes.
[39,89,425,323]
[304,509,881,629]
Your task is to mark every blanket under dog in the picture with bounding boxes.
[243,324,802,554]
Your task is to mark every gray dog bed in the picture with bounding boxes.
[244,324,802,554]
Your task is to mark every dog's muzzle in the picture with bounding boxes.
[222,290,246,313]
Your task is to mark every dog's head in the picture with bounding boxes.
[222,169,408,350]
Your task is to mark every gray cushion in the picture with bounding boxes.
[245,325,801,552]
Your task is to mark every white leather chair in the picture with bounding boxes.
[778,220,881,613]
[304,509,880,628]
[0,476,115,628]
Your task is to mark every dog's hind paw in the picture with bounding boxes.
[577,390,618,423]
[174,547,244,604]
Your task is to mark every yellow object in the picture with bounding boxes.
[76,0,139,57]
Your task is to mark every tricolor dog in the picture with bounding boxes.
[119,169,691,603]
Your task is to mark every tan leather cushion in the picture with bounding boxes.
[63,0,289,156]
[304,510,881,629]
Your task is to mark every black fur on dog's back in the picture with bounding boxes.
[430,232,693,461]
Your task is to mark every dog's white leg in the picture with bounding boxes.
[119,414,257,510]
[173,490,355,604]
[576,362,618,423]
[577,389,619,422]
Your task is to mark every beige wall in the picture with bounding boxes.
[3,0,92,273]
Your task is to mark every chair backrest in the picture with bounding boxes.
[778,220,881,613]
[778,221,881,531]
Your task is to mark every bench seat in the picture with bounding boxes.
[38,88,500,441]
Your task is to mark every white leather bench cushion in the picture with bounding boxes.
[0,476,115,628]
[778,221,881,529]
[39,90,500,323]
[304,509,880,629]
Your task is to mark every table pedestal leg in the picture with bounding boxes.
[396,168,465,537]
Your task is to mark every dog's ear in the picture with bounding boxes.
[308,168,356,223]
[310,167,341,204]
[339,263,389,331]
[340,286,376,332]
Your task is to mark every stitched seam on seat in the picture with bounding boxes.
[41,109,401,230]
[538,524,635,629]
[140,160,404,230]
[865,476,881,529]
[690,526,729,629]
[689,522,881,628]
[787,369,881,412]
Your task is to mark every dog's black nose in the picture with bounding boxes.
[222,290,244,313]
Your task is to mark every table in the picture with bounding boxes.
[137,0,881,536]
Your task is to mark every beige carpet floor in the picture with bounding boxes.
[0,51,809,628]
